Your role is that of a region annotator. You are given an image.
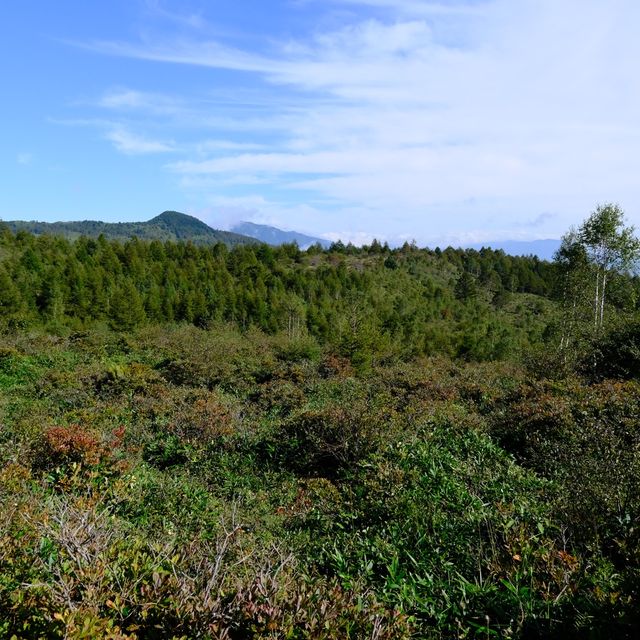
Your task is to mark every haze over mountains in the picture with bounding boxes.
[231,222,331,250]
[1,211,559,259]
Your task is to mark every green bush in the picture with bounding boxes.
[293,423,574,637]
[143,434,189,469]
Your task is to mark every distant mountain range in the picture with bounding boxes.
[2,211,258,247]
[1,210,560,259]
[231,221,331,249]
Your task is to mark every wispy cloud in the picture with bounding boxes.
[195,139,267,152]
[523,212,557,228]
[326,0,485,16]
[105,126,175,155]
[144,0,207,30]
[99,88,184,116]
[322,229,377,245]
[84,38,277,74]
[75,0,640,243]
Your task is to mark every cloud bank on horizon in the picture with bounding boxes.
[2,0,640,246]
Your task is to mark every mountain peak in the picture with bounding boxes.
[2,211,258,247]
[151,210,196,222]
[149,211,212,236]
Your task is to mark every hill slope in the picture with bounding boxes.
[3,211,258,247]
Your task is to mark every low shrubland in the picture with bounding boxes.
[0,323,638,638]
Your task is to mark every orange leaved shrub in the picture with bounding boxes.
[34,424,126,471]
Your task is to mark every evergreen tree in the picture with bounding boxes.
[109,281,146,331]
[454,271,478,301]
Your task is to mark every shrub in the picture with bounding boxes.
[266,381,395,477]
[489,378,640,633]
[32,425,126,478]
[142,434,189,470]
[166,391,236,446]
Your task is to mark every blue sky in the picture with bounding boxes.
[2,0,640,246]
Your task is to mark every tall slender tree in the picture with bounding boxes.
[555,204,640,356]
[577,204,639,328]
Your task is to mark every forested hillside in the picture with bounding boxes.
[0,227,557,364]
[2,211,257,248]
[1,211,640,639]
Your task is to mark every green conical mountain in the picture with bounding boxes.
[148,211,225,240]
[2,211,258,247]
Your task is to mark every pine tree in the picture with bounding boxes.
[109,281,146,331]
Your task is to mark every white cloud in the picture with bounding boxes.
[144,0,207,30]
[99,88,188,117]
[17,152,33,165]
[322,230,377,245]
[194,193,341,236]
[100,89,150,110]
[83,0,640,243]
[105,126,175,155]
[194,139,267,153]
[327,0,485,16]
[85,38,277,74]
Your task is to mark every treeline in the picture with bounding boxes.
[0,229,557,361]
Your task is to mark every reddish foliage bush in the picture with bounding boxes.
[43,426,102,466]
[36,425,126,470]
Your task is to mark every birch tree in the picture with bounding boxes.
[579,204,639,327]
[554,228,590,349]
[556,204,640,333]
